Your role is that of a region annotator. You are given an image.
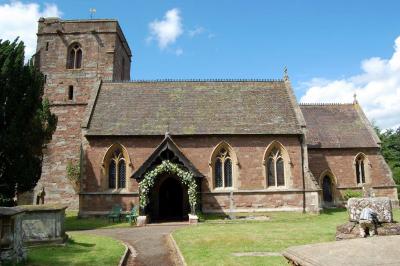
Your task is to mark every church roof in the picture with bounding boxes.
[85,80,304,136]
[300,103,380,148]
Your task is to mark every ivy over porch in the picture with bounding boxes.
[131,135,204,216]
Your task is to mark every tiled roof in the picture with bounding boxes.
[300,104,380,148]
[85,80,303,136]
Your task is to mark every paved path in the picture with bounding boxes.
[283,235,400,266]
[76,223,187,266]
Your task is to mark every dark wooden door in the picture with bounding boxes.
[322,175,333,203]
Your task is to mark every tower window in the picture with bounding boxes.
[45,42,49,51]
[68,85,74,100]
[44,75,47,84]
[67,43,83,69]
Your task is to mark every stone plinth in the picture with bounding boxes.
[136,216,148,227]
[347,197,393,223]
[336,221,400,240]
[20,204,68,246]
[188,214,198,224]
[0,207,27,264]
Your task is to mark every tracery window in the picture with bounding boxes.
[355,154,366,184]
[266,147,285,187]
[108,148,126,189]
[214,148,233,188]
[67,43,83,69]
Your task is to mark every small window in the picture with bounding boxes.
[108,148,127,189]
[45,42,49,51]
[44,75,47,84]
[118,160,126,188]
[68,85,74,100]
[355,154,366,184]
[108,160,116,189]
[67,43,83,69]
[266,147,286,187]
[213,147,233,188]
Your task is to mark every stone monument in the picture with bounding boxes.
[336,197,400,240]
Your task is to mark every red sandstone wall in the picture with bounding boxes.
[32,19,131,209]
[80,135,308,213]
[308,148,398,204]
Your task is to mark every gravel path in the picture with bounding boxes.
[76,223,187,266]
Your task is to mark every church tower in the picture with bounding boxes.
[31,18,132,208]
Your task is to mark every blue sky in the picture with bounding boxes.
[0,1,399,128]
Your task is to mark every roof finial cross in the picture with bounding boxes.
[353,92,358,104]
[283,66,289,81]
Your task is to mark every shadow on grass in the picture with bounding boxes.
[68,237,96,247]
[320,208,347,215]
[26,233,124,266]
[65,211,131,231]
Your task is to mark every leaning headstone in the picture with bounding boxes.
[347,197,393,223]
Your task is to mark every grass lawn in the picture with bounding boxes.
[173,208,400,266]
[26,232,125,266]
[65,211,132,231]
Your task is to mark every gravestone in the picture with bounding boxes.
[347,197,392,223]
[0,207,27,264]
[336,197,400,240]
[20,204,68,245]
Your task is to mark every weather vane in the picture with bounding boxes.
[89,8,96,19]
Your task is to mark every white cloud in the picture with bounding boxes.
[148,8,183,49]
[300,36,400,129]
[188,26,204,37]
[0,1,62,60]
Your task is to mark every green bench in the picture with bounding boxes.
[107,204,122,222]
[126,206,138,225]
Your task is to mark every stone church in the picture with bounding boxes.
[30,17,398,220]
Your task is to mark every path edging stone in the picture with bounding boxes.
[169,234,187,266]
[118,242,136,266]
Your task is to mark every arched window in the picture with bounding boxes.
[264,142,290,188]
[118,160,126,188]
[67,43,83,69]
[355,154,366,184]
[212,145,235,188]
[108,160,116,189]
[107,148,127,189]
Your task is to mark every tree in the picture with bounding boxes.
[375,126,400,197]
[0,39,57,206]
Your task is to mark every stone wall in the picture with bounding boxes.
[79,135,320,215]
[308,148,398,206]
[33,18,132,209]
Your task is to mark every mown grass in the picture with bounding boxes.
[65,211,132,231]
[26,232,125,266]
[173,208,400,266]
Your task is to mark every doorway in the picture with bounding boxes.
[322,175,333,204]
[149,175,190,222]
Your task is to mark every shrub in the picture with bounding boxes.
[343,189,362,201]
[66,161,80,193]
